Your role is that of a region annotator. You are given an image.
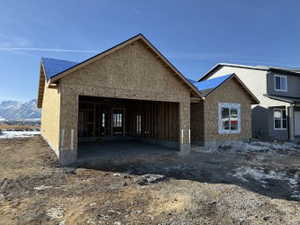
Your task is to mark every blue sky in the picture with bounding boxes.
[1,0,300,102]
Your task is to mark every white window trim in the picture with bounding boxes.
[274,74,288,92]
[218,103,241,134]
[273,108,287,130]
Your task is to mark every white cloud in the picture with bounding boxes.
[0,47,98,53]
[0,34,97,54]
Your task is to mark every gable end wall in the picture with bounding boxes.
[203,79,252,145]
[57,40,192,160]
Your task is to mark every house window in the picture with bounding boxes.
[274,75,287,92]
[274,108,287,130]
[218,103,241,134]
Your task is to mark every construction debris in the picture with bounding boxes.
[134,174,166,185]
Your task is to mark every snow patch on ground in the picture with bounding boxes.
[232,166,300,200]
[218,141,300,153]
[233,167,289,182]
[0,131,40,139]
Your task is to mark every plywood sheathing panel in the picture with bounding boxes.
[58,40,191,151]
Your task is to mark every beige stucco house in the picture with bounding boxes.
[37,34,259,165]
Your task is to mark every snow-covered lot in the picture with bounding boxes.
[232,166,300,199]
[216,141,300,200]
[215,140,300,153]
[0,131,40,139]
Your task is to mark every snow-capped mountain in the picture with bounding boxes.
[0,99,41,121]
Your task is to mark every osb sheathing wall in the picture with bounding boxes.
[58,40,191,151]
[204,79,252,144]
[40,80,60,153]
[190,102,205,143]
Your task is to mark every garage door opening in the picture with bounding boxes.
[77,96,180,158]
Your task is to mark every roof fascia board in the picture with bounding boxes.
[200,63,300,82]
[264,93,300,103]
[264,94,295,104]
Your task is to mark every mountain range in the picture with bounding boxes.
[0,99,41,121]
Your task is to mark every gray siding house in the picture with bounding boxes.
[199,63,300,141]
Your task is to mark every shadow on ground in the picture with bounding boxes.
[74,141,300,202]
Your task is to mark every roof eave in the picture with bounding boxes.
[269,68,300,76]
[264,94,300,104]
[199,63,300,82]
[37,64,47,108]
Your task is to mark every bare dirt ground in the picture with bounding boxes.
[0,124,39,131]
[0,137,300,225]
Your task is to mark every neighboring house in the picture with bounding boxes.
[37,34,258,165]
[199,63,300,141]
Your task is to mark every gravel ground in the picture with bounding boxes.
[0,137,300,225]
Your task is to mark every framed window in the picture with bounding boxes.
[274,75,287,92]
[273,108,287,130]
[218,103,241,134]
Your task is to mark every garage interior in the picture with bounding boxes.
[77,96,180,158]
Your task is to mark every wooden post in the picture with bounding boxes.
[179,101,191,154]
[61,129,65,149]
[181,129,184,144]
[71,129,74,150]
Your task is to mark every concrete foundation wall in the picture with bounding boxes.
[203,79,252,147]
